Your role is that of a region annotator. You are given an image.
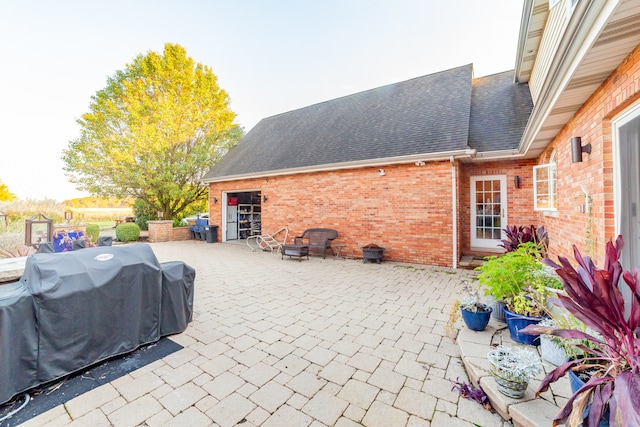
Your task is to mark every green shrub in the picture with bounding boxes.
[133,198,156,231]
[85,223,100,243]
[116,222,140,242]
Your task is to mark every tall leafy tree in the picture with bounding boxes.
[0,180,16,202]
[63,43,242,219]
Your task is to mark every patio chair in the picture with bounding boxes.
[246,227,289,253]
[294,228,338,259]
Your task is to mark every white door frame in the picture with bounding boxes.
[221,189,262,242]
[221,192,230,242]
[612,98,640,314]
[470,175,507,249]
[613,98,640,237]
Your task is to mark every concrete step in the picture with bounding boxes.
[456,321,566,427]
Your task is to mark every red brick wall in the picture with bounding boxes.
[210,162,457,266]
[458,159,538,255]
[148,221,191,243]
[537,44,640,263]
[206,47,640,266]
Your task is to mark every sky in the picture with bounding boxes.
[0,0,524,202]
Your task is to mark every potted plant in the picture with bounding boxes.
[458,281,493,331]
[477,242,544,322]
[500,224,549,255]
[503,279,549,346]
[522,236,640,426]
[537,318,567,366]
[487,345,542,399]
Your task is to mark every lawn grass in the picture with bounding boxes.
[90,220,117,230]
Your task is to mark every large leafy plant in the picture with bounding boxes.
[522,236,640,426]
[477,242,544,305]
[500,225,549,254]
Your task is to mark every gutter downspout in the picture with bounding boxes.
[451,156,457,269]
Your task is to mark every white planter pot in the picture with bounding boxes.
[484,295,506,322]
[540,335,566,366]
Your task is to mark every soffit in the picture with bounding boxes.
[524,0,640,158]
[516,0,551,84]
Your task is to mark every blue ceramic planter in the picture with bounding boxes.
[460,304,493,331]
[503,307,542,346]
[568,370,610,426]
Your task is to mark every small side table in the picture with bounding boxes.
[282,244,309,262]
[333,244,347,260]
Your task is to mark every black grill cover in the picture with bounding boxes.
[160,261,195,336]
[0,281,38,405]
[20,244,163,383]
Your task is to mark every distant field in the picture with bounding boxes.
[72,207,133,222]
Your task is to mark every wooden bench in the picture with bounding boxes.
[294,228,338,259]
[114,216,135,227]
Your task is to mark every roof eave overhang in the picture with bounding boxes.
[518,0,622,157]
[467,149,525,162]
[514,0,536,83]
[201,149,477,184]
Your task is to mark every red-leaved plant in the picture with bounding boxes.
[522,236,640,426]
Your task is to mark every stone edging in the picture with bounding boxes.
[456,320,573,427]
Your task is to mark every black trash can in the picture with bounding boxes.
[206,226,218,243]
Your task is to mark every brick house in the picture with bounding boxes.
[517,0,640,271]
[203,0,640,269]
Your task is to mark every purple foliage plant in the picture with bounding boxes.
[450,377,492,411]
[522,236,640,426]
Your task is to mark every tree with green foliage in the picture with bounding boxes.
[0,180,16,202]
[63,43,243,219]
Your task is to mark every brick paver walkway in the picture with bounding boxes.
[21,241,509,426]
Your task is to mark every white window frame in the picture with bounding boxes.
[533,162,557,211]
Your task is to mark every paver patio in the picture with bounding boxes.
[19,240,510,427]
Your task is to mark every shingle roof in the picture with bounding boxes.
[203,65,534,181]
[203,64,474,180]
[468,71,533,152]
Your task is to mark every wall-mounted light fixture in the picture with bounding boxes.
[378,169,385,176]
[213,197,218,204]
[263,195,268,203]
[571,136,591,163]
[514,176,521,189]
[415,161,425,166]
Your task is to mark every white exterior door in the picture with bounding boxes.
[471,175,507,249]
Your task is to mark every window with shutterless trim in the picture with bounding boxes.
[533,149,557,211]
